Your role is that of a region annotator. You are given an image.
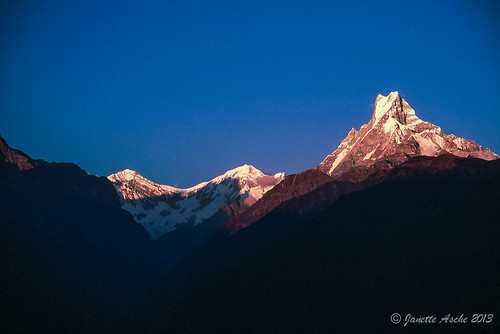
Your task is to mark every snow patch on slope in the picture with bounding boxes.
[328,148,349,175]
[413,133,440,156]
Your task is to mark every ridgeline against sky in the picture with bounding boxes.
[1,1,499,186]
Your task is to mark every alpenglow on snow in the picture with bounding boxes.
[318,91,498,177]
[108,165,285,239]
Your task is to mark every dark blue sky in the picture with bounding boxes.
[2,0,499,186]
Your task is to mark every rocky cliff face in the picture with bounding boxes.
[318,91,498,178]
[0,135,35,171]
[108,165,285,239]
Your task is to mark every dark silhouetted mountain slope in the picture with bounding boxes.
[133,155,499,333]
[162,157,500,333]
[223,168,334,233]
[0,135,160,334]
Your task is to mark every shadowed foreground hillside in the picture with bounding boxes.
[0,136,160,334]
[163,163,500,333]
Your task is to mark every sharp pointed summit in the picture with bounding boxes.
[372,91,416,124]
[318,92,498,178]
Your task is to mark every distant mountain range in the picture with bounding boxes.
[220,92,498,234]
[108,165,284,239]
[109,91,498,240]
[1,92,498,333]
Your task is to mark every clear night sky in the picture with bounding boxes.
[1,1,499,187]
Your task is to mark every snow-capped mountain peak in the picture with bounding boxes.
[372,91,421,127]
[120,168,136,181]
[319,92,498,177]
[108,169,181,199]
[374,91,400,119]
[108,165,285,239]
[209,164,285,201]
[196,164,265,189]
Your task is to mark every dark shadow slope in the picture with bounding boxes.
[162,157,500,333]
[0,135,159,334]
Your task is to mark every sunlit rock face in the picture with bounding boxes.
[108,165,285,239]
[0,135,35,171]
[318,91,498,178]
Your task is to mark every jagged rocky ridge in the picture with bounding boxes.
[108,165,285,239]
[319,91,498,178]
[0,135,36,170]
[218,91,500,234]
